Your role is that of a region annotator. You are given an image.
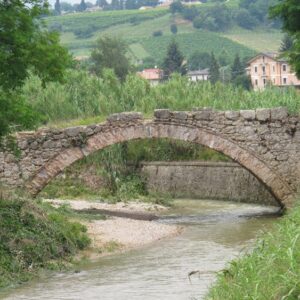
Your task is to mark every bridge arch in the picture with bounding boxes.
[27,121,293,208]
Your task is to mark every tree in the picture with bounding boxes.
[54,0,61,15]
[209,52,220,83]
[110,0,121,10]
[170,24,178,35]
[279,34,294,52]
[188,51,211,70]
[90,36,131,81]
[60,2,74,12]
[231,54,244,81]
[270,0,300,77]
[162,40,186,77]
[77,0,87,11]
[96,0,108,7]
[170,1,184,14]
[0,0,71,138]
[235,8,257,29]
[0,0,71,90]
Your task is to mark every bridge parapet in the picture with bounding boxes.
[0,107,299,207]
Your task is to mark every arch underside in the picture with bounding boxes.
[27,121,293,207]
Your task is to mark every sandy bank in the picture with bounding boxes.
[45,199,182,259]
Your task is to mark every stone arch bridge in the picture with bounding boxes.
[0,108,299,208]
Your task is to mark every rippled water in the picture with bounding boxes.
[3,199,279,300]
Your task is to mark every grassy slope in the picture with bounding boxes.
[223,27,283,53]
[207,200,300,300]
[47,6,281,61]
[0,198,90,290]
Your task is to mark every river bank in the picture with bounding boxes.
[206,199,300,300]
[45,199,182,259]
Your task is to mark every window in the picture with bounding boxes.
[262,66,266,73]
[273,65,275,72]
[283,64,287,72]
[263,79,266,85]
[254,66,258,73]
[283,78,287,84]
[255,79,258,86]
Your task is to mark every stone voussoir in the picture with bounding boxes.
[240,110,256,121]
[107,112,143,123]
[256,108,271,122]
[270,107,288,121]
[154,109,171,120]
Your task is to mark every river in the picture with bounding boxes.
[3,199,280,300]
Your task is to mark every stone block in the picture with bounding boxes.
[193,109,212,121]
[154,109,171,120]
[172,111,188,121]
[225,110,240,120]
[256,108,270,122]
[271,107,288,121]
[107,112,143,123]
[65,126,82,137]
[240,110,255,121]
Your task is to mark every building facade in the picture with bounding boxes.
[187,69,210,82]
[247,52,300,90]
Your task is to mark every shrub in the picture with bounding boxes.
[170,24,178,34]
[152,30,163,37]
[0,198,90,288]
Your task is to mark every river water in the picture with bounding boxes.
[3,199,280,300]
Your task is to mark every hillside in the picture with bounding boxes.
[47,6,282,64]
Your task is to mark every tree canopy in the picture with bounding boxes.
[0,0,71,138]
[270,0,300,77]
[0,0,71,90]
[162,40,186,77]
[90,36,131,81]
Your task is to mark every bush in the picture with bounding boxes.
[170,24,178,34]
[152,30,163,37]
[235,9,258,30]
[0,198,90,288]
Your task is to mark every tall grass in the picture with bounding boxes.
[0,197,90,289]
[22,70,300,127]
[206,200,300,300]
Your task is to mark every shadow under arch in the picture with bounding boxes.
[27,121,293,208]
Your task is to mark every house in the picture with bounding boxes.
[187,69,210,82]
[247,52,300,90]
[137,68,164,86]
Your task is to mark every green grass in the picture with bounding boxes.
[47,8,259,61]
[206,199,300,300]
[223,27,284,53]
[0,197,91,289]
[140,30,256,64]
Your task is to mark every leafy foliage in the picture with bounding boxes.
[0,198,90,288]
[209,52,220,83]
[90,36,131,81]
[162,40,186,76]
[0,0,71,90]
[188,51,211,71]
[0,90,42,140]
[270,0,300,77]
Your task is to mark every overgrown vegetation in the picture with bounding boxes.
[206,199,300,300]
[0,197,90,289]
[40,139,229,200]
[22,70,300,126]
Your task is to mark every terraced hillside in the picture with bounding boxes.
[47,7,282,64]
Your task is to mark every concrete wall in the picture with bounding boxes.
[141,161,278,206]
